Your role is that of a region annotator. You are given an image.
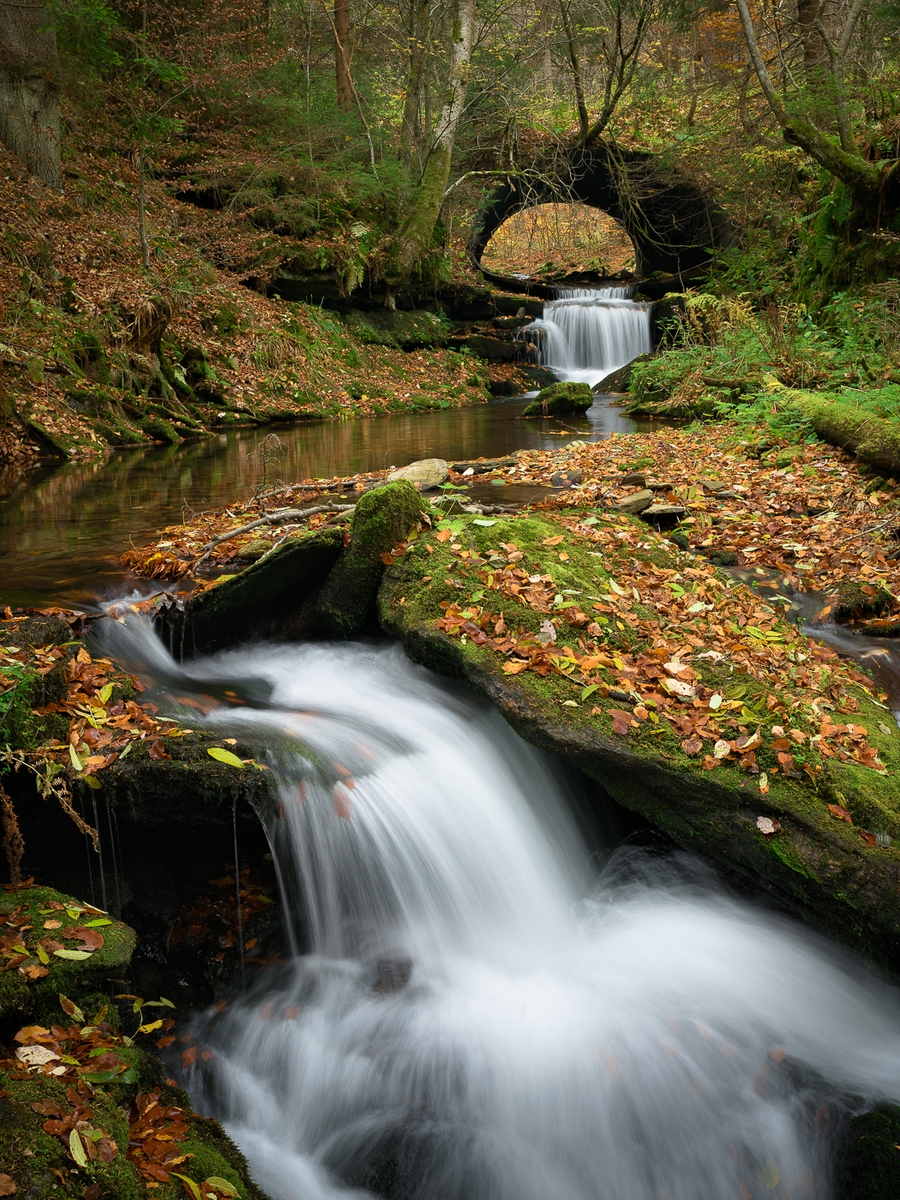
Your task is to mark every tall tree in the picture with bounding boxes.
[385,0,477,293]
[399,0,429,165]
[734,0,898,220]
[334,0,353,111]
[0,0,62,189]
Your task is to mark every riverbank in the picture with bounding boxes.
[0,145,546,465]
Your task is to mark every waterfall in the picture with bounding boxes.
[518,285,653,388]
[102,620,900,1200]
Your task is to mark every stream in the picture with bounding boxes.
[10,287,900,1199]
[104,620,900,1200]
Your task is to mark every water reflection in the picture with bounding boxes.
[0,395,655,607]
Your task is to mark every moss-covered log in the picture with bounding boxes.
[780,390,900,475]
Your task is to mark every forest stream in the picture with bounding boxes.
[5,287,900,1200]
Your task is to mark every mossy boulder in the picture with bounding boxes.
[835,1105,900,1199]
[378,510,900,971]
[0,885,135,1026]
[315,480,427,638]
[342,308,452,350]
[523,381,594,416]
[168,527,344,657]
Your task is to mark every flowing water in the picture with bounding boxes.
[518,287,654,387]
[101,619,900,1200]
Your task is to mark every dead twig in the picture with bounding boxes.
[195,504,356,566]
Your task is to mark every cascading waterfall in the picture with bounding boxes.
[519,286,653,388]
[102,619,900,1200]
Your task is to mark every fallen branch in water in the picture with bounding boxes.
[195,504,356,565]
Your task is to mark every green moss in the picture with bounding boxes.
[835,1106,900,1199]
[316,480,427,638]
[0,886,136,1026]
[523,381,594,416]
[378,510,900,969]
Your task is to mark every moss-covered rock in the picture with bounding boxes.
[378,510,900,971]
[169,527,344,658]
[835,1106,900,1199]
[315,481,427,638]
[523,381,594,416]
[0,885,135,1026]
[342,308,452,350]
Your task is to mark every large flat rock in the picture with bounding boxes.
[379,510,900,971]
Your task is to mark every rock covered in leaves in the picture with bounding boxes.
[0,993,266,1200]
[0,885,135,1023]
[379,508,900,970]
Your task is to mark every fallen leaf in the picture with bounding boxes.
[207,747,245,769]
[756,816,780,837]
[827,804,853,824]
[542,535,565,545]
[0,1174,16,1195]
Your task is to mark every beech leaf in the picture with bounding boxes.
[207,747,245,769]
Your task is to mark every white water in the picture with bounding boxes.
[101,621,900,1200]
[519,286,653,388]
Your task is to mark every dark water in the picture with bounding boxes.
[0,394,653,608]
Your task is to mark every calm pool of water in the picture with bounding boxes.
[0,394,658,607]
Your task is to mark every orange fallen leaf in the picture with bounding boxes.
[827,804,853,824]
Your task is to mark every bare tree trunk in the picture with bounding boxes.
[796,0,827,74]
[539,4,553,95]
[0,0,62,190]
[399,0,428,165]
[559,0,589,144]
[137,146,150,269]
[386,0,477,291]
[334,0,353,112]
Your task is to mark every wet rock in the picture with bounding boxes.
[615,489,653,514]
[388,458,449,490]
[705,549,739,566]
[1,614,71,650]
[831,579,894,621]
[451,457,517,474]
[592,352,654,394]
[835,1104,900,1199]
[372,954,413,994]
[640,504,686,528]
[551,469,583,488]
[168,527,344,657]
[315,480,426,638]
[523,381,593,416]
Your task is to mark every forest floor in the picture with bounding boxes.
[0,142,519,469]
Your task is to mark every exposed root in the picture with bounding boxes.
[0,780,24,884]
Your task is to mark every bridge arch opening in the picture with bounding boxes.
[480,202,636,281]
